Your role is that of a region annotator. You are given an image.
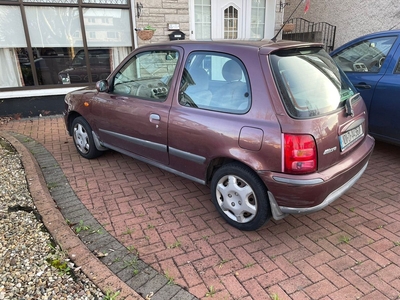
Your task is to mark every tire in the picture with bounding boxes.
[210,162,271,231]
[71,116,102,159]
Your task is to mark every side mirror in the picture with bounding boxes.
[96,80,109,92]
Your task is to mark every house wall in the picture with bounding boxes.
[136,0,285,45]
[135,0,190,46]
[284,0,400,49]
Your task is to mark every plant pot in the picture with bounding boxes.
[283,23,295,32]
[137,30,155,41]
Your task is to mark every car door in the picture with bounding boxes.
[167,50,281,182]
[331,33,400,142]
[90,48,181,165]
[368,43,400,144]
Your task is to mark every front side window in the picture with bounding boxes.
[332,36,397,73]
[112,50,179,101]
[271,47,357,118]
[179,52,251,113]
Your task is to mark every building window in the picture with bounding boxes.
[224,6,238,39]
[0,1,132,89]
[0,5,27,88]
[251,0,265,39]
[194,0,211,40]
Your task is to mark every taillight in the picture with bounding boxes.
[283,134,317,174]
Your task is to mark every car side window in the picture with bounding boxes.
[396,59,400,74]
[332,36,397,73]
[112,50,179,101]
[179,52,250,113]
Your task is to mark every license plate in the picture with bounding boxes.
[339,125,364,151]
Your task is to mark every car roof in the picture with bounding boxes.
[140,39,324,55]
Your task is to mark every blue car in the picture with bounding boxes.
[331,30,400,145]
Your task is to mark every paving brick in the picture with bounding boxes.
[303,279,337,299]
[329,285,363,300]
[279,274,312,294]
[293,260,324,283]
[340,269,375,295]
[315,264,349,288]
[242,278,271,299]
[256,268,288,288]
[359,245,391,267]
[4,117,400,300]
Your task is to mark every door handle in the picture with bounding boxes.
[149,113,160,122]
[354,84,371,89]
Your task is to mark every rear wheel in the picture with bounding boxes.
[210,163,271,231]
[71,116,102,159]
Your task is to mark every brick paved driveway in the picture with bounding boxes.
[3,116,400,299]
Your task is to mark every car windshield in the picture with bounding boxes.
[270,47,357,118]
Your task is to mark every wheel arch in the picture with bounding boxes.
[66,111,82,136]
[206,157,268,190]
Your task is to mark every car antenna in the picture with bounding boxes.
[272,0,304,42]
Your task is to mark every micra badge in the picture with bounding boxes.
[323,146,337,155]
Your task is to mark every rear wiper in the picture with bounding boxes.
[345,93,360,117]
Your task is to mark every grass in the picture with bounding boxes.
[47,182,58,190]
[127,245,138,254]
[217,259,229,269]
[168,239,181,249]
[205,285,216,297]
[124,257,140,275]
[270,293,280,300]
[46,243,71,276]
[75,220,90,233]
[339,235,351,244]
[164,270,175,285]
[104,289,121,300]
[122,227,134,235]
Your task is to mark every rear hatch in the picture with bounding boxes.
[268,46,368,173]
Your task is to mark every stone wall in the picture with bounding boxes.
[134,0,190,46]
[283,0,400,49]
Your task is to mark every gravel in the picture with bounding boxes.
[0,135,106,299]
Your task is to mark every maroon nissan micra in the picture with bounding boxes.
[64,40,375,230]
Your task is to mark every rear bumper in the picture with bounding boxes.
[259,134,375,219]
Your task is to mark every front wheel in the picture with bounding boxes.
[210,163,271,231]
[71,116,102,159]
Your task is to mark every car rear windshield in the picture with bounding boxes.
[270,47,357,118]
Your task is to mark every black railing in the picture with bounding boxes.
[282,18,337,52]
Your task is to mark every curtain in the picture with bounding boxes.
[111,47,131,71]
[0,49,23,87]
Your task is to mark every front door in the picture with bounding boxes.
[191,0,274,40]
[212,0,244,39]
[90,48,181,165]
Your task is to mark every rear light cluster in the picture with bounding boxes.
[283,134,317,174]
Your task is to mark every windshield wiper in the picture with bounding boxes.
[345,93,360,117]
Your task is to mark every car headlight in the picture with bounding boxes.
[59,73,71,84]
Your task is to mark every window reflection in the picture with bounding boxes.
[0,4,132,88]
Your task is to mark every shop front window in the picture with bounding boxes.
[0,6,27,88]
[0,3,132,89]
[83,8,132,73]
[24,6,84,85]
